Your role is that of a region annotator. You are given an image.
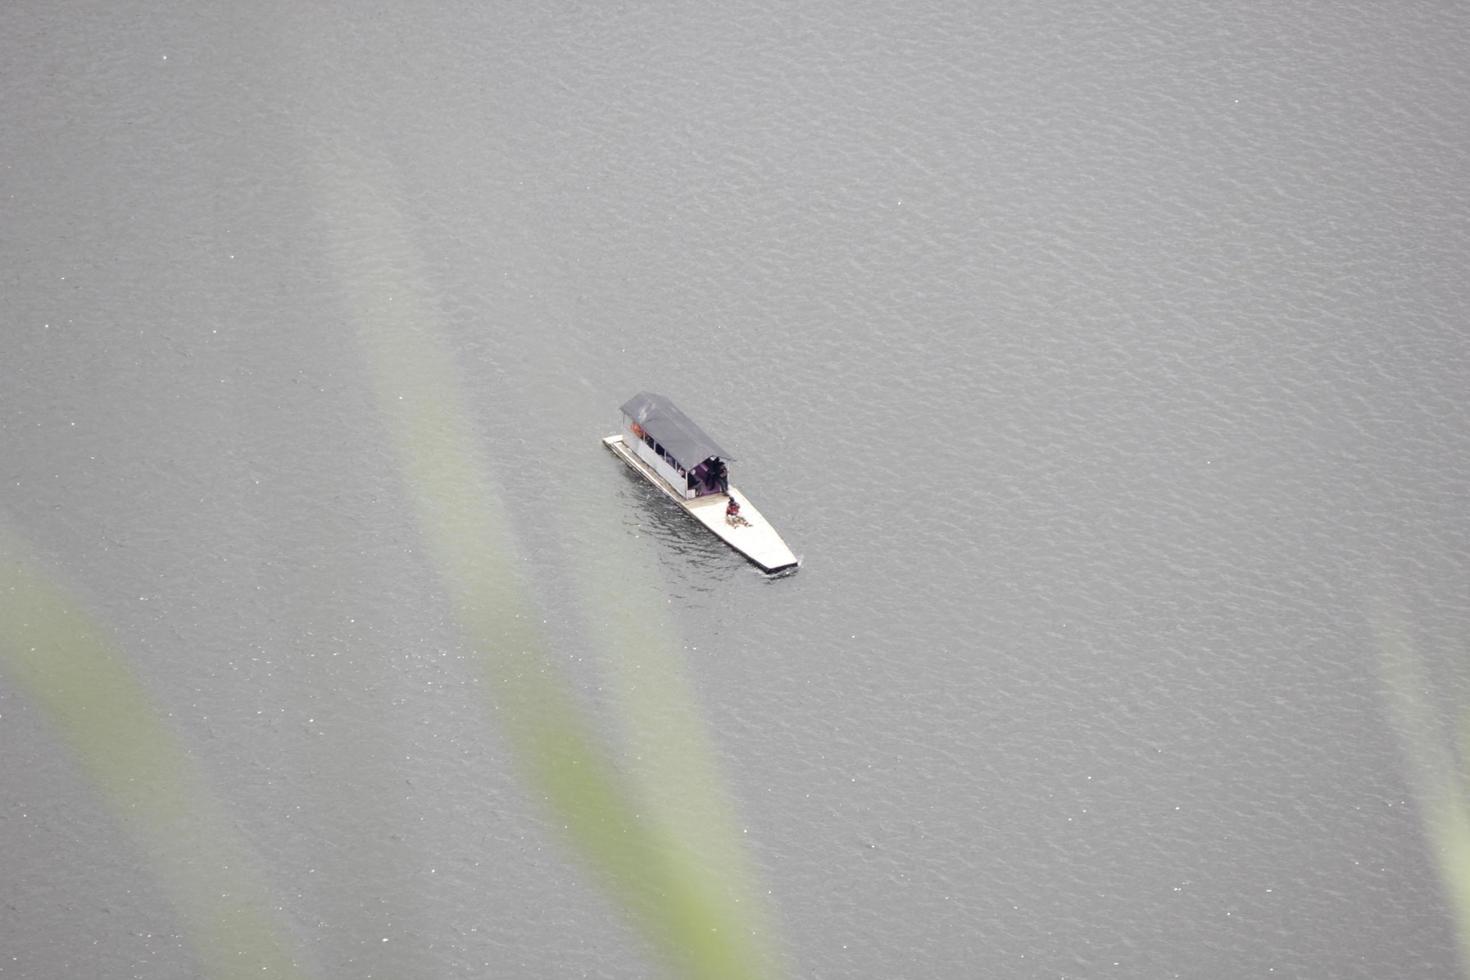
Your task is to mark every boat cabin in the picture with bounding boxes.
[619,391,734,500]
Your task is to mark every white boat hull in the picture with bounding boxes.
[604,434,799,574]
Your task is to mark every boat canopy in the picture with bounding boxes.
[620,391,735,467]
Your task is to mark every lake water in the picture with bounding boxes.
[4,2,1469,977]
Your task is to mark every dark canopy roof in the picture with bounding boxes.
[620,391,735,465]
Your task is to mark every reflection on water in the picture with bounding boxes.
[611,464,749,589]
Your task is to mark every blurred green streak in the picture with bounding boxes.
[0,533,309,980]
[1375,616,1470,978]
[568,557,786,969]
[328,169,784,978]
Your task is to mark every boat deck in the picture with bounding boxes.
[604,434,799,574]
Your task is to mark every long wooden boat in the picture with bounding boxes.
[604,392,799,574]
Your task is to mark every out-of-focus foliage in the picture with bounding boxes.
[1376,615,1470,979]
[0,533,309,980]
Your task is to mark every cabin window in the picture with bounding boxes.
[643,433,655,448]
[655,442,665,458]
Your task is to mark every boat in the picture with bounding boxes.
[604,392,799,574]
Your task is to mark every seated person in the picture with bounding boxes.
[725,496,749,526]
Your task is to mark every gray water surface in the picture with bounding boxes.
[4,2,1469,978]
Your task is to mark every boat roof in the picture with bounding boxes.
[620,391,735,464]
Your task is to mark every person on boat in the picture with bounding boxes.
[725,495,749,527]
